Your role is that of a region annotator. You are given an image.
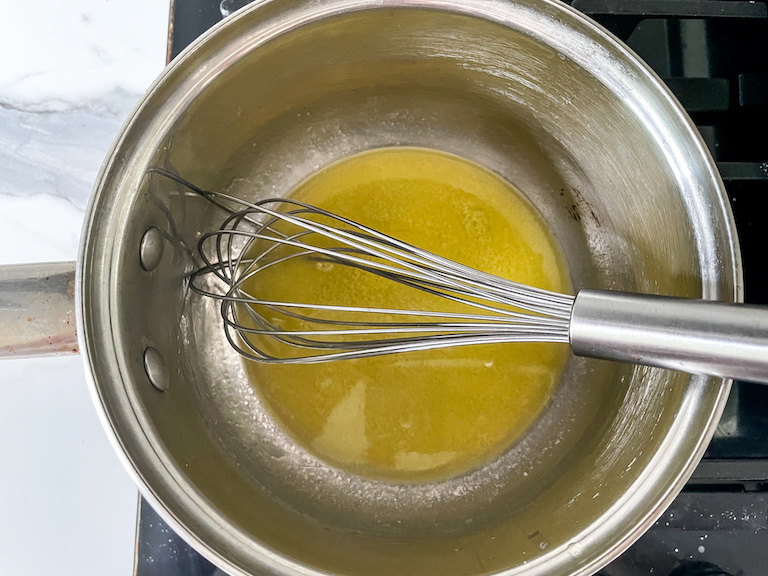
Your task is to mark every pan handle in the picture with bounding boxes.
[0,262,78,358]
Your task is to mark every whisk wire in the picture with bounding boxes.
[151,169,575,363]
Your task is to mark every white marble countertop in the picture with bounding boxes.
[0,2,170,574]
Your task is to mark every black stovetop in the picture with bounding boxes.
[138,2,768,575]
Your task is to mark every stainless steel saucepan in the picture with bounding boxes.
[0,1,739,575]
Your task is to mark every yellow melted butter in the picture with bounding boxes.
[243,147,571,481]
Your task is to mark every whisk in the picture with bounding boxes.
[156,169,768,384]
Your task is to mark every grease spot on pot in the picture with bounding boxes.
[567,541,584,558]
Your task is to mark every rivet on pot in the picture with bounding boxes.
[140,226,165,271]
[144,347,169,392]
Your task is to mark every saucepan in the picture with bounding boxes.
[0,0,739,575]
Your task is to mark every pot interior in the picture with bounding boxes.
[81,2,736,575]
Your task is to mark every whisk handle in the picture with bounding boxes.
[570,289,768,384]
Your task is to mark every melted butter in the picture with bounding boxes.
[243,147,571,481]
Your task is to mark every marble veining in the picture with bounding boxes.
[0,89,140,210]
[0,1,170,575]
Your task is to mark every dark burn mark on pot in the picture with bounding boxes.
[564,186,600,227]
[567,203,582,223]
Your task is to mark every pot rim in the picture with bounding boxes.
[75,1,741,575]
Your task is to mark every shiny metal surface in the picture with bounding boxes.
[0,262,78,358]
[139,227,166,272]
[186,187,573,362]
[75,1,739,576]
[571,290,768,384]
[143,347,170,392]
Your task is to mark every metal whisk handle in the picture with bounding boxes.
[570,290,768,384]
